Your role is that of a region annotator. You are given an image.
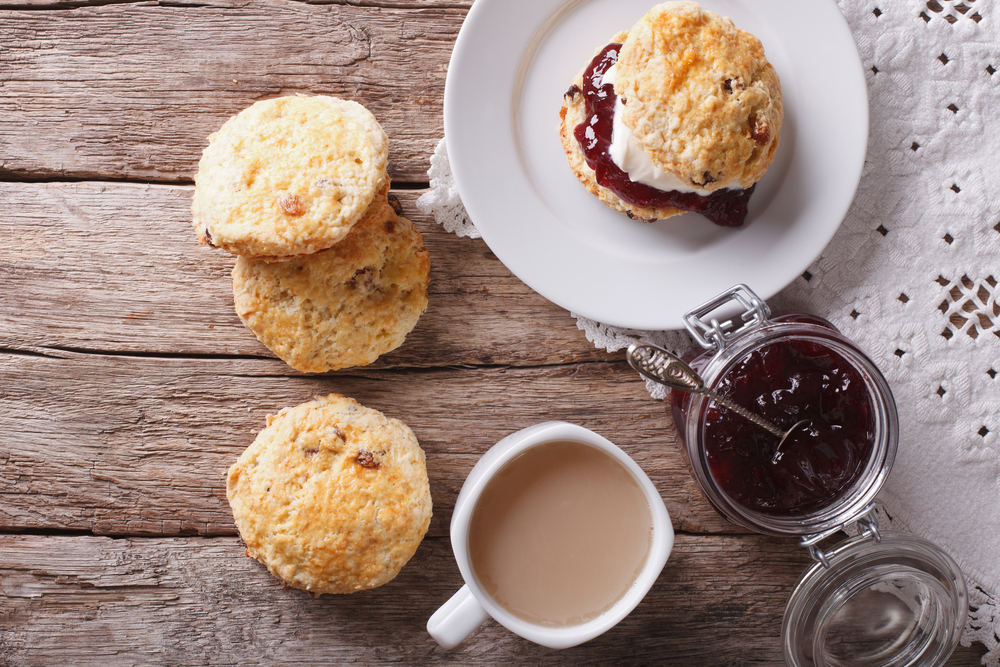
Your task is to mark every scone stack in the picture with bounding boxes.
[191,95,429,373]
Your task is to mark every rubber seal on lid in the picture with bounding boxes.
[782,532,967,667]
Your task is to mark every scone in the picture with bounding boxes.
[232,207,430,373]
[192,95,390,260]
[559,2,782,227]
[227,394,433,595]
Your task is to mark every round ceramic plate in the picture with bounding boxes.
[444,0,868,330]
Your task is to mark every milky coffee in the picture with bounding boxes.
[468,441,652,627]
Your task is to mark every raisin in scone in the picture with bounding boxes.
[227,394,432,595]
[559,2,782,227]
[192,95,389,260]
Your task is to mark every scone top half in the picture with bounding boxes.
[192,95,389,260]
[615,1,783,191]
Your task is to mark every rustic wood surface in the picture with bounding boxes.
[0,535,986,666]
[0,1,987,665]
[0,349,732,537]
[0,183,616,366]
[0,1,461,182]
[0,534,824,666]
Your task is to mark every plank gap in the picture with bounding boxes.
[0,347,617,374]
[301,0,473,8]
[0,0,151,8]
[389,181,432,190]
[0,526,136,539]
[0,0,470,8]
[0,174,432,189]
[0,172,193,187]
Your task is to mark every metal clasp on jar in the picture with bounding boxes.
[799,504,882,568]
[684,284,772,350]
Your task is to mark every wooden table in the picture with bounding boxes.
[0,1,987,664]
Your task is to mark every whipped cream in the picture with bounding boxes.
[601,64,739,195]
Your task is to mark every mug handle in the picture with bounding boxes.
[427,584,490,649]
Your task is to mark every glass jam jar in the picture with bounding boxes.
[663,285,968,667]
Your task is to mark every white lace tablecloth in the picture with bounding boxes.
[418,0,1000,660]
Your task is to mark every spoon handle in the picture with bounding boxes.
[626,342,705,393]
[627,342,787,438]
[700,389,786,439]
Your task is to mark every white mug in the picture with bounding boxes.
[427,421,674,649]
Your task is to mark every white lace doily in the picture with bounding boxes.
[414,138,480,239]
[418,0,1000,661]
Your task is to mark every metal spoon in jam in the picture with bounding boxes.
[626,342,810,461]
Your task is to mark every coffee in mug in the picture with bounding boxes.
[468,440,652,627]
[427,422,673,650]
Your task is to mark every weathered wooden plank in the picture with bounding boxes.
[0,351,729,536]
[0,182,619,366]
[0,533,808,666]
[0,0,461,181]
[0,534,985,665]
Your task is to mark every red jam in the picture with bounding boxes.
[572,43,755,228]
[671,319,877,516]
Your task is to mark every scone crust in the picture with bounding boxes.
[227,394,433,595]
[559,30,683,222]
[232,207,429,373]
[615,1,782,190]
[248,179,391,264]
[192,95,389,260]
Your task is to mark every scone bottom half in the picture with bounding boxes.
[226,394,433,596]
[559,2,782,227]
[231,205,430,374]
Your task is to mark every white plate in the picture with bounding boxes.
[444,0,868,330]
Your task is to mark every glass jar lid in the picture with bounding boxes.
[782,526,967,667]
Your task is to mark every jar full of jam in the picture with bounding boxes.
[655,285,967,667]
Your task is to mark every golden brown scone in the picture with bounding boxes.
[559,30,683,222]
[227,394,433,595]
[247,179,391,264]
[232,206,429,373]
[192,95,389,260]
[615,1,782,190]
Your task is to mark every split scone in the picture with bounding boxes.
[192,95,390,260]
[227,394,432,595]
[232,206,430,373]
[559,2,782,227]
